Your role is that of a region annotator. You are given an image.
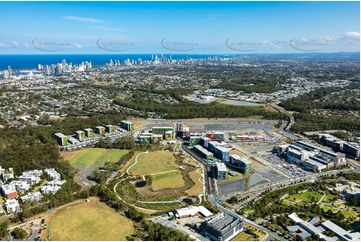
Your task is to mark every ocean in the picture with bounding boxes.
[0,54,232,70]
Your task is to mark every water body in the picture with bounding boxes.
[0,54,231,70]
[221,99,264,106]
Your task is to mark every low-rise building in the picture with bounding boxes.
[174,206,213,218]
[40,179,66,194]
[18,174,41,185]
[321,220,360,241]
[1,185,18,199]
[20,191,42,203]
[5,199,20,213]
[0,167,14,182]
[9,180,30,194]
[44,168,61,180]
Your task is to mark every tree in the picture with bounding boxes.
[0,222,9,238]
[11,227,27,240]
[229,196,238,204]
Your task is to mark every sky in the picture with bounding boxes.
[0,1,359,54]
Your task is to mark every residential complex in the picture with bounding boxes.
[0,167,66,214]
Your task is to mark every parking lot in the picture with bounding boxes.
[75,166,97,190]
[255,167,288,183]
[203,120,275,131]
[9,216,46,241]
[264,154,308,177]
[217,178,247,196]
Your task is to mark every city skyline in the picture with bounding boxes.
[0,1,359,54]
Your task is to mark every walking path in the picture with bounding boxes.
[150,169,178,176]
[126,150,148,175]
[317,191,326,204]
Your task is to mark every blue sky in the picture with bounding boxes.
[0,1,359,54]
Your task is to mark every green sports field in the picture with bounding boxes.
[61,148,129,167]
[48,198,133,241]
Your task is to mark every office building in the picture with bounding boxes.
[151,134,163,144]
[54,133,67,146]
[105,125,115,133]
[84,128,94,137]
[152,126,173,135]
[75,130,85,141]
[229,155,252,174]
[203,213,243,241]
[194,145,214,160]
[164,130,173,140]
[200,137,211,148]
[215,162,228,180]
[343,142,360,159]
[95,126,105,135]
[189,136,201,146]
[138,135,151,144]
[120,120,134,131]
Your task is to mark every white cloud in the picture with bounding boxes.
[324,35,339,41]
[94,26,124,32]
[344,31,360,40]
[11,41,19,47]
[62,16,104,23]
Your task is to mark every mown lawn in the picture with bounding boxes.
[129,150,178,175]
[49,198,133,241]
[62,148,129,167]
[151,171,185,191]
[283,191,323,204]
